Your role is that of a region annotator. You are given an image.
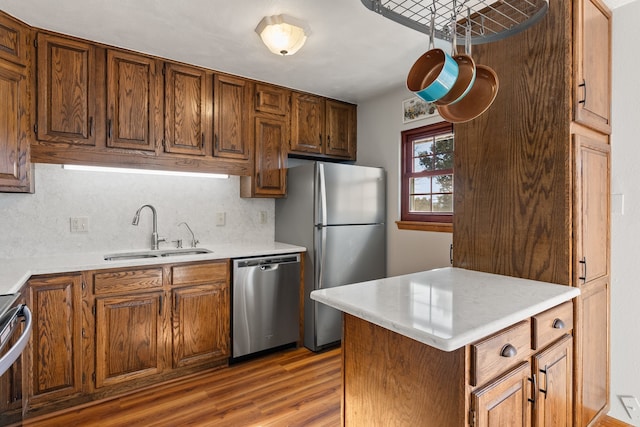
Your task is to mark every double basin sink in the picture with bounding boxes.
[104,248,212,261]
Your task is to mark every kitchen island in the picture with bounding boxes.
[311,267,580,426]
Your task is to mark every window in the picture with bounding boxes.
[399,122,454,232]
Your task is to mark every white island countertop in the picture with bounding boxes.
[310,267,580,352]
[0,242,305,295]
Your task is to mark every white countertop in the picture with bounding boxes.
[310,267,580,352]
[0,242,306,295]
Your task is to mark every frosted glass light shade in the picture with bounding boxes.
[255,14,309,56]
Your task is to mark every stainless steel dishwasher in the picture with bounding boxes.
[232,254,301,359]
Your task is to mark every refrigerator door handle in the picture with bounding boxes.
[317,225,327,289]
[317,163,327,227]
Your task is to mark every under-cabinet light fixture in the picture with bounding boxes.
[255,14,310,56]
[62,164,229,179]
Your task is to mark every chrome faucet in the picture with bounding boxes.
[178,222,199,248]
[132,204,166,250]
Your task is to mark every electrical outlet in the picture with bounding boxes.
[70,217,89,233]
[215,212,226,227]
[620,395,640,421]
[259,210,267,224]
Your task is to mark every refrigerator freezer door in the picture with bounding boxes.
[316,163,385,226]
[312,223,386,349]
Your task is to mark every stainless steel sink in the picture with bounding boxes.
[104,248,212,261]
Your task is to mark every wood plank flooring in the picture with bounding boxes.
[23,347,341,427]
[20,346,633,427]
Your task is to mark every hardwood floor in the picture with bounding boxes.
[23,347,341,427]
[19,346,632,427]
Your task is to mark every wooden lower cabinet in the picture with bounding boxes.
[18,260,231,419]
[343,300,574,427]
[95,291,166,388]
[170,261,230,368]
[471,362,532,427]
[26,274,83,410]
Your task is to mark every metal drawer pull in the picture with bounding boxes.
[500,344,517,358]
[552,318,565,329]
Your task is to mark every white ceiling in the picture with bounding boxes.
[0,0,627,104]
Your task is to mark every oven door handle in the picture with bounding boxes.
[0,305,32,376]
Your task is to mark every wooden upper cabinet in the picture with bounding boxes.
[36,33,97,146]
[0,59,32,192]
[0,12,30,66]
[106,50,160,151]
[574,0,612,134]
[164,62,208,156]
[252,116,288,197]
[325,99,356,159]
[290,92,324,155]
[574,131,610,287]
[213,74,251,160]
[255,83,289,116]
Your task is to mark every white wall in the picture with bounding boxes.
[609,1,640,423]
[0,164,274,259]
[357,87,452,277]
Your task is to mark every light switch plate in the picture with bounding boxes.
[70,217,89,233]
[215,212,225,227]
[620,395,640,421]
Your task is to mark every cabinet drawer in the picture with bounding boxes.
[471,320,532,387]
[172,261,228,286]
[532,301,573,350]
[94,268,163,295]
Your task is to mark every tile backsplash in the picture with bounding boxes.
[0,164,274,258]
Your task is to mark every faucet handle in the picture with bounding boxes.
[191,239,199,248]
[172,239,183,249]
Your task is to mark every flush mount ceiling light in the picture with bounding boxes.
[255,14,310,56]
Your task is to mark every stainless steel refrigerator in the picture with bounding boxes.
[275,162,386,351]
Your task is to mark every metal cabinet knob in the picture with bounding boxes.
[552,318,565,329]
[500,344,517,358]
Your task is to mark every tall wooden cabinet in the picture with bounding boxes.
[452,0,611,425]
[0,12,32,193]
[213,74,251,160]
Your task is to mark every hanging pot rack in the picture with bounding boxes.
[360,0,549,45]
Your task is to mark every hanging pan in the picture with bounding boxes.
[436,64,498,123]
[435,15,476,106]
[406,10,459,103]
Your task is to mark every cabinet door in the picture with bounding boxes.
[472,362,532,427]
[27,274,83,405]
[213,74,250,160]
[574,132,610,286]
[0,60,31,192]
[0,12,30,66]
[574,0,611,134]
[171,283,229,368]
[325,99,356,159]
[290,92,324,155]
[36,33,97,146]
[533,335,573,427]
[575,280,609,427]
[252,116,287,197]
[95,292,166,388]
[255,83,289,116]
[106,49,160,151]
[164,63,207,156]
